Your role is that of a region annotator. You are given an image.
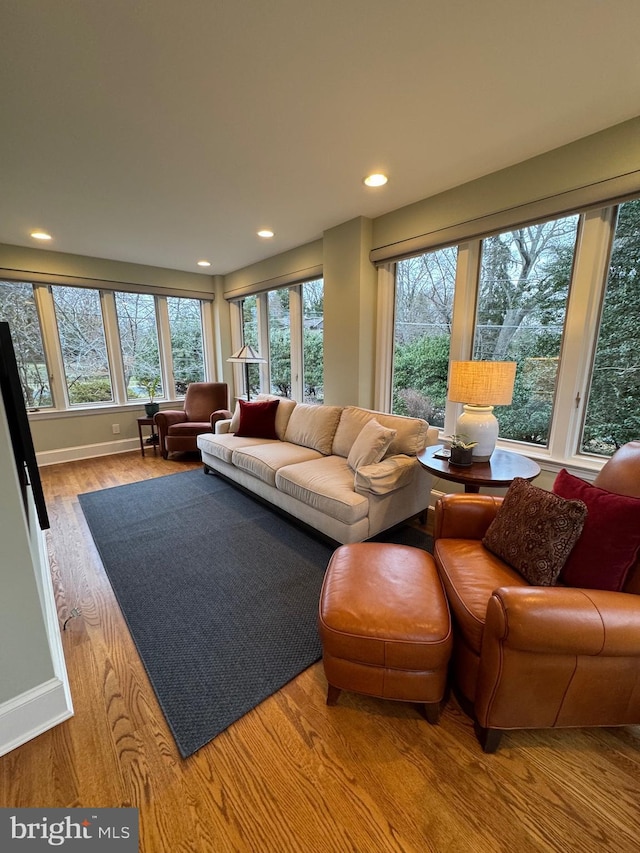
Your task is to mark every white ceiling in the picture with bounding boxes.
[2,0,640,276]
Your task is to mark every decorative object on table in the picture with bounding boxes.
[227,344,266,401]
[141,376,160,417]
[449,434,477,467]
[447,360,517,461]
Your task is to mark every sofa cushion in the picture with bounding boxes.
[276,456,369,525]
[230,394,296,439]
[284,404,343,455]
[483,477,587,586]
[553,468,640,591]
[333,406,429,458]
[434,538,527,654]
[347,419,396,471]
[234,399,279,439]
[198,432,277,464]
[232,441,322,487]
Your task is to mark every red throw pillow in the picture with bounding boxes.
[234,399,279,439]
[553,468,640,591]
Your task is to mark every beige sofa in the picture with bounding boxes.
[196,395,438,544]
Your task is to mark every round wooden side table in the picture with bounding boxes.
[417,444,541,493]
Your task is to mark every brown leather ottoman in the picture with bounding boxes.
[318,542,452,723]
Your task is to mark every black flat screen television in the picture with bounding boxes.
[0,321,49,530]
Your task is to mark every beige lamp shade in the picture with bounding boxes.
[227,344,266,364]
[448,361,517,407]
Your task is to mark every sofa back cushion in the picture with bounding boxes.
[230,394,296,440]
[332,406,429,459]
[284,404,343,455]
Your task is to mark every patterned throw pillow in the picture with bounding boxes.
[483,477,588,586]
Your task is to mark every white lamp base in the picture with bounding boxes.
[455,405,498,462]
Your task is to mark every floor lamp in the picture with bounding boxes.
[227,345,266,401]
[448,360,517,461]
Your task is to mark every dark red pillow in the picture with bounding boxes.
[553,468,640,591]
[234,399,279,439]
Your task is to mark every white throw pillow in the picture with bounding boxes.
[347,419,396,471]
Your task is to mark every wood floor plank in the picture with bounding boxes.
[1,450,639,852]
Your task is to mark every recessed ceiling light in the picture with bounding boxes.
[30,230,52,240]
[363,173,388,187]
[257,229,274,238]
[197,260,211,267]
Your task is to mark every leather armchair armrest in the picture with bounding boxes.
[154,410,187,430]
[434,494,504,541]
[484,586,640,656]
[210,408,233,429]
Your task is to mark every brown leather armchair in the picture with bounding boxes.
[433,441,640,752]
[154,382,231,459]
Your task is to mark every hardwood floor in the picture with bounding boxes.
[2,452,639,852]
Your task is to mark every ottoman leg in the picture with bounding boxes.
[326,684,342,706]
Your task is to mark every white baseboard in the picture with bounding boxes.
[0,678,74,757]
[37,437,139,466]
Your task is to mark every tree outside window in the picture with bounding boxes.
[115,292,163,400]
[167,297,204,395]
[303,278,324,404]
[581,199,640,455]
[0,281,52,408]
[52,285,113,405]
[392,249,455,427]
[474,216,579,446]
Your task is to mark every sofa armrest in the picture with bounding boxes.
[210,408,233,429]
[434,494,504,541]
[485,586,640,656]
[354,454,416,495]
[215,418,232,435]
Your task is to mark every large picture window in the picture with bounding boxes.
[392,249,455,427]
[115,292,163,401]
[0,281,52,408]
[581,198,640,455]
[474,216,579,446]
[52,286,113,405]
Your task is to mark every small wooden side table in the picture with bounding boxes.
[137,416,159,457]
[417,445,541,493]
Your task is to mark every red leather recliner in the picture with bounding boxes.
[433,440,640,752]
[154,382,231,459]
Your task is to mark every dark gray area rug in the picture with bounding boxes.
[78,468,432,757]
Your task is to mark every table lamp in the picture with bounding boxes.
[448,360,517,461]
[227,345,266,401]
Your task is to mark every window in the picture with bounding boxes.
[474,216,579,446]
[167,297,205,395]
[52,285,113,405]
[392,249,455,427]
[302,278,324,404]
[388,201,638,466]
[268,289,291,397]
[237,278,324,404]
[581,198,640,455]
[0,281,52,408]
[115,292,163,401]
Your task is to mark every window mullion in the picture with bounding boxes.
[156,297,175,399]
[100,291,127,405]
[34,284,67,409]
[289,286,303,402]
[444,241,481,437]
